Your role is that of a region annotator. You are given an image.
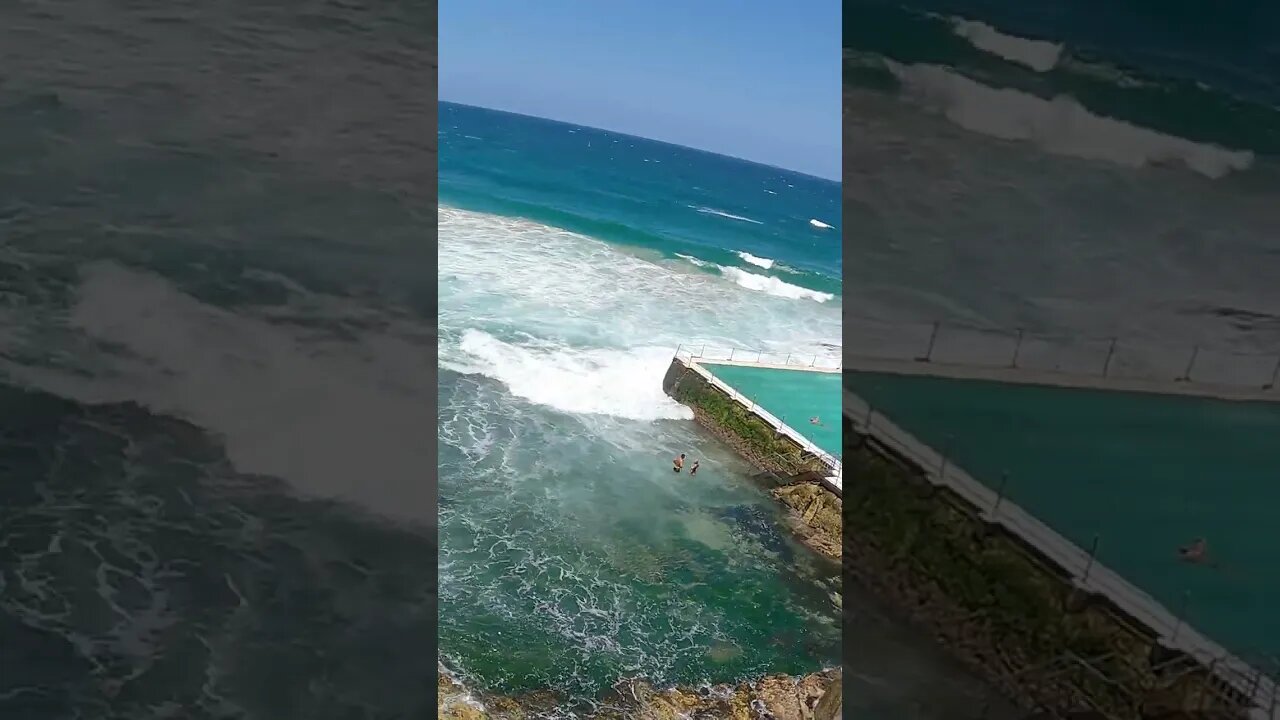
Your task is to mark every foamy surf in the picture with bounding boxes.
[885,61,1255,179]
[716,266,835,303]
[452,329,692,421]
[1,261,439,522]
[809,219,833,229]
[689,205,764,225]
[950,18,1063,72]
[439,206,841,376]
[736,251,775,269]
[675,252,713,268]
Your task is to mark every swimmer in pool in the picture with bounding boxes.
[1178,537,1208,564]
[673,453,685,473]
[689,460,700,476]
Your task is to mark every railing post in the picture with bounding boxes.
[1102,337,1117,377]
[1010,328,1025,368]
[1082,535,1100,584]
[992,472,1009,516]
[1265,355,1280,390]
[916,321,940,363]
[864,404,873,432]
[1176,345,1199,383]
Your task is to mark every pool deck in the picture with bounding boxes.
[843,356,1280,717]
[671,352,842,495]
[844,354,1280,404]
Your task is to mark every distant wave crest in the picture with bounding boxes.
[689,205,764,225]
[950,18,1063,72]
[717,267,834,303]
[736,251,775,269]
[809,219,833,229]
[675,252,712,268]
[886,61,1255,179]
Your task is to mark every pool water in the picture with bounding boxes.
[845,371,1280,666]
[701,363,842,458]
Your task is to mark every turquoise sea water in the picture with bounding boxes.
[700,364,843,458]
[846,371,1280,666]
[438,103,844,710]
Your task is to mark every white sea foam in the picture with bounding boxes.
[736,251,775,269]
[716,266,835,303]
[886,61,1255,179]
[452,329,692,421]
[689,205,764,225]
[951,19,1063,72]
[1,261,438,523]
[439,206,840,351]
[675,252,712,268]
[809,219,833,229]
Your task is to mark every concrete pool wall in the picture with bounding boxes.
[663,351,842,494]
[841,358,1280,719]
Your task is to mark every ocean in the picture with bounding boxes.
[842,0,1280,713]
[437,101,845,710]
[844,0,1280,362]
[0,4,438,718]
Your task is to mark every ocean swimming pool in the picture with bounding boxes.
[844,370,1280,667]
[701,363,842,458]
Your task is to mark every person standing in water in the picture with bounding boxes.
[673,453,685,473]
[689,460,700,476]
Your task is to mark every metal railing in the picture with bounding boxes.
[843,391,1280,718]
[674,352,842,479]
[844,313,1280,391]
[675,343,843,371]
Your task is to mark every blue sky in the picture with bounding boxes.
[439,1,841,180]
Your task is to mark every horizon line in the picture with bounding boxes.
[439,99,841,183]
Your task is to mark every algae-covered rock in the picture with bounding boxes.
[772,482,842,559]
[754,674,806,720]
[438,666,842,719]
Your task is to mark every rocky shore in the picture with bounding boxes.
[438,667,842,720]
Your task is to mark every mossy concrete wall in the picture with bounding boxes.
[662,358,827,476]
[839,413,1257,719]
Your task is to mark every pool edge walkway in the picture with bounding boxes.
[845,355,1280,404]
